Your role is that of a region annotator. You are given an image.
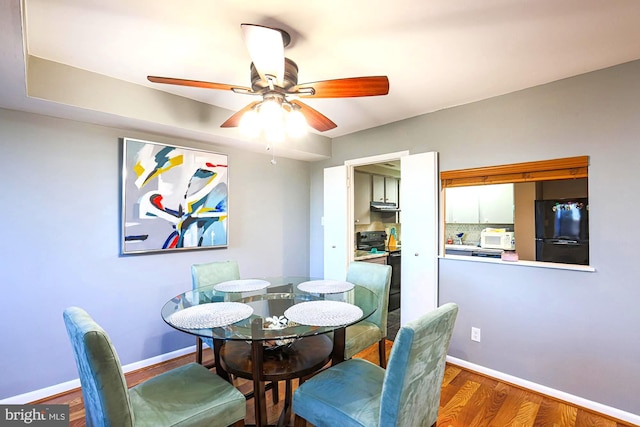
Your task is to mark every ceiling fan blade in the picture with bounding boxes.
[220,101,261,128]
[295,76,389,98]
[290,100,337,132]
[241,23,285,86]
[147,76,251,92]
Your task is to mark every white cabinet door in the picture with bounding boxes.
[478,183,514,224]
[354,171,371,225]
[445,186,479,223]
[323,166,348,280]
[372,175,385,202]
[400,152,439,325]
[372,175,399,204]
[385,177,399,204]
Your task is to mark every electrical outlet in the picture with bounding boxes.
[471,327,481,342]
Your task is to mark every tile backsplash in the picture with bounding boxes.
[445,223,513,246]
[355,220,513,247]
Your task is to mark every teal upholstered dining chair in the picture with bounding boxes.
[293,302,459,427]
[344,261,392,367]
[191,260,240,365]
[63,306,246,427]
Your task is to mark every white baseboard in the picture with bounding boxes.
[447,356,640,426]
[0,346,196,405]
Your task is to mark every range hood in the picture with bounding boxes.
[370,201,401,212]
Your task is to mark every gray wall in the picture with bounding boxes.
[309,60,640,413]
[0,109,311,398]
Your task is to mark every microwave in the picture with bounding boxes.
[480,230,515,250]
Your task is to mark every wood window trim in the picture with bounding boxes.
[440,156,589,188]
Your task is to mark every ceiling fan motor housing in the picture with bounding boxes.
[250,58,299,91]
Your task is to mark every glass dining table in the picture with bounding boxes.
[161,276,378,427]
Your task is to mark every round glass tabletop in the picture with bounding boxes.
[161,276,378,341]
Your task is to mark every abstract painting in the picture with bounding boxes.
[121,138,228,254]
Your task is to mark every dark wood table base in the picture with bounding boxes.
[220,334,333,427]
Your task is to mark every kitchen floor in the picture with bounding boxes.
[387,308,400,341]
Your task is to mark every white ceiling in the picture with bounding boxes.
[3,0,640,159]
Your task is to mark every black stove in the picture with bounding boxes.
[356,231,401,312]
[356,231,387,252]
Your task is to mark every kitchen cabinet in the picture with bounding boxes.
[354,171,372,224]
[445,183,514,224]
[478,183,514,224]
[385,177,399,205]
[372,175,385,202]
[372,175,399,205]
[445,186,479,223]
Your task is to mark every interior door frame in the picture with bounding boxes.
[345,151,410,259]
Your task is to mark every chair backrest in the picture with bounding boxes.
[379,303,459,427]
[191,260,240,290]
[63,306,134,427]
[346,261,392,334]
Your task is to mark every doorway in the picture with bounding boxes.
[324,151,439,327]
[353,160,402,337]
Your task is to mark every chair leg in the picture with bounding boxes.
[196,337,203,364]
[293,414,306,427]
[378,338,387,368]
[272,380,280,404]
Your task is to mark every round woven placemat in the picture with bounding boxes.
[167,302,253,329]
[284,300,363,327]
[297,279,354,294]
[214,279,271,293]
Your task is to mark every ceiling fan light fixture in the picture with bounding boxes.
[239,108,261,138]
[285,107,308,138]
[259,98,284,126]
[260,98,287,143]
[239,98,308,142]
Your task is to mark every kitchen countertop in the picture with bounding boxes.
[445,244,504,254]
[354,250,389,261]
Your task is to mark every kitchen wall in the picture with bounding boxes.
[0,108,311,399]
[444,223,512,246]
[308,60,640,415]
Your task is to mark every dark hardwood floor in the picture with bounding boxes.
[35,341,634,427]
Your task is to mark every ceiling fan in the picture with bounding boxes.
[147,23,389,134]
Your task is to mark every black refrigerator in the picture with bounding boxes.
[535,198,589,265]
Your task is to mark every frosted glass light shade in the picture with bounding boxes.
[260,100,285,143]
[286,109,308,138]
[239,109,261,138]
[260,100,284,126]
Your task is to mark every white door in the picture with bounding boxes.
[323,152,439,324]
[400,152,439,324]
[323,166,348,280]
